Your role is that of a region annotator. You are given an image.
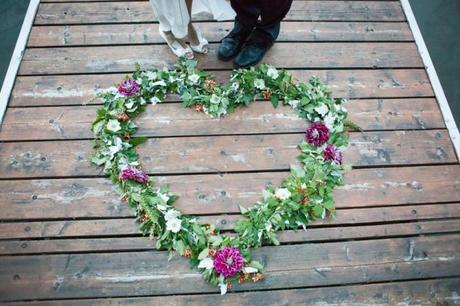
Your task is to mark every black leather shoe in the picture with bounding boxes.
[233,29,274,68]
[218,20,252,61]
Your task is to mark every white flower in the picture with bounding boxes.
[156,204,167,211]
[262,189,272,200]
[257,230,263,240]
[265,223,272,232]
[150,96,161,105]
[217,108,227,117]
[314,104,329,117]
[109,137,123,159]
[151,80,167,87]
[324,113,336,131]
[188,74,200,84]
[114,93,124,100]
[108,145,120,159]
[243,266,258,274]
[275,188,291,201]
[159,193,170,203]
[107,86,118,94]
[107,136,123,159]
[288,99,300,109]
[267,66,279,79]
[254,79,265,90]
[218,274,227,295]
[301,183,307,190]
[164,209,180,221]
[219,284,227,295]
[166,218,182,233]
[231,82,240,91]
[210,94,220,105]
[198,258,214,270]
[103,160,112,173]
[117,156,131,170]
[125,101,134,109]
[112,136,123,147]
[106,120,121,132]
[144,70,157,80]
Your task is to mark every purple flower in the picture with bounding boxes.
[213,247,244,278]
[118,79,140,97]
[323,144,343,164]
[305,122,329,147]
[120,166,149,184]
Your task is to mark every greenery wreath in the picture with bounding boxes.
[91,59,356,294]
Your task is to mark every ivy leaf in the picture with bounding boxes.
[198,257,214,270]
[96,107,107,119]
[344,119,362,131]
[91,155,107,166]
[249,260,264,271]
[323,200,335,209]
[313,205,324,217]
[129,137,148,147]
[270,95,279,108]
[130,193,142,202]
[92,120,105,134]
[290,164,306,177]
[198,247,209,260]
[321,208,327,219]
[175,240,185,256]
[269,235,280,246]
[208,235,222,247]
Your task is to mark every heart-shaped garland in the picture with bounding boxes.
[91,59,354,294]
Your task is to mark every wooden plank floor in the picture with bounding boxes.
[1,0,460,304]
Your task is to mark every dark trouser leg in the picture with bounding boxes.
[231,0,293,42]
[218,0,258,60]
[257,0,293,41]
[233,0,293,68]
[230,0,259,31]
[229,0,293,42]
[219,0,294,65]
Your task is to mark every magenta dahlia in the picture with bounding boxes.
[213,247,244,277]
[118,79,140,97]
[323,144,343,164]
[120,166,149,184]
[305,122,329,147]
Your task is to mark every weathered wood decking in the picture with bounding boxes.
[1,0,460,304]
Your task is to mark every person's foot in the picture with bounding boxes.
[188,24,208,54]
[233,29,274,68]
[218,20,252,61]
[187,23,200,45]
[160,30,194,59]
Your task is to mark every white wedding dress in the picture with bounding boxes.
[149,0,236,39]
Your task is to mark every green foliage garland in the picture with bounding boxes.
[91,59,352,294]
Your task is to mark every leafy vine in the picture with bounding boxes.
[91,59,353,294]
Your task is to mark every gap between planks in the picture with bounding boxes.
[2,277,459,306]
[0,219,459,256]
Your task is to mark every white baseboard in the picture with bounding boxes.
[0,0,40,125]
[400,0,460,162]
